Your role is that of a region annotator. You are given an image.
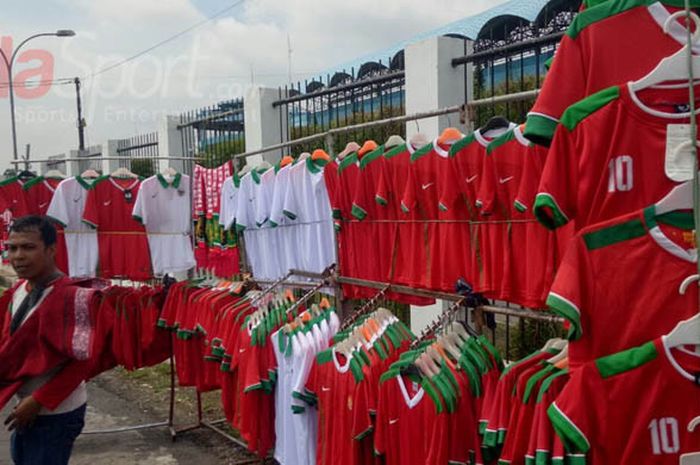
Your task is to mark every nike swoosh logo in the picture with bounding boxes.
[239,348,246,354]
[499,176,514,184]
[39,202,49,209]
[466,175,478,183]
[103,200,112,206]
[421,183,434,190]
[389,418,399,425]
[321,386,331,392]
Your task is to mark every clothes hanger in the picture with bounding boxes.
[409,132,429,150]
[312,149,331,161]
[655,176,696,215]
[358,140,378,158]
[239,165,253,176]
[80,169,100,179]
[45,169,66,179]
[437,127,464,145]
[17,170,37,182]
[280,155,294,168]
[384,135,405,149]
[161,166,178,182]
[664,313,700,348]
[338,142,361,160]
[630,11,700,92]
[297,152,311,161]
[547,343,569,364]
[110,166,138,179]
[479,116,513,139]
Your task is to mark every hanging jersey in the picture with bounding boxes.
[549,338,700,465]
[132,173,195,275]
[47,176,99,278]
[219,175,241,230]
[83,177,152,280]
[525,0,700,145]
[535,84,699,231]
[547,206,700,368]
[23,176,68,274]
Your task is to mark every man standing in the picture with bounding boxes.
[0,216,98,465]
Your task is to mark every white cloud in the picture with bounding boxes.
[0,0,508,170]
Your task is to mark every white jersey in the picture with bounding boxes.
[272,329,298,465]
[46,176,99,278]
[270,164,299,276]
[235,172,262,278]
[132,173,196,275]
[219,175,240,230]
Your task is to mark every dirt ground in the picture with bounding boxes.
[0,369,267,465]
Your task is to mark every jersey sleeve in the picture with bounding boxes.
[234,180,251,231]
[352,379,373,440]
[525,34,586,146]
[533,124,579,230]
[46,182,69,227]
[132,184,146,225]
[547,363,604,459]
[514,146,547,214]
[302,359,320,406]
[438,160,463,212]
[476,153,497,216]
[351,166,373,221]
[373,380,389,456]
[82,186,100,228]
[282,167,300,221]
[400,163,418,213]
[545,234,593,341]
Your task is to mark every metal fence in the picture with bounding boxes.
[178,99,246,172]
[274,56,406,155]
[114,132,159,177]
[454,0,581,126]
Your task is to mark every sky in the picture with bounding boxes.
[0,0,508,170]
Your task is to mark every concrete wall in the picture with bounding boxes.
[244,87,288,168]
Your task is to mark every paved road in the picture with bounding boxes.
[0,382,229,465]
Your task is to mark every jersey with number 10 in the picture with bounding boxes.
[549,338,700,465]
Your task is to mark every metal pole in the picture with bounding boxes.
[75,77,85,151]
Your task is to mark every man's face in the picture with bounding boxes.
[6,230,55,280]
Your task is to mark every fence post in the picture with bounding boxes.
[243,86,288,167]
[404,35,473,335]
[104,140,121,174]
[158,115,187,174]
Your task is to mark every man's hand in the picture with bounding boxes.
[4,396,42,431]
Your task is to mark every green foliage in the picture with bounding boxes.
[198,136,247,169]
[130,158,156,178]
[473,69,539,127]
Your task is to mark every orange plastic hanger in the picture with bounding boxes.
[285,289,295,302]
[358,140,378,158]
[280,155,294,167]
[312,149,331,161]
[319,297,331,309]
[434,344,456,370]
[438,127,463,145]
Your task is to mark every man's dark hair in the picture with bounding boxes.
[10,215,57,247]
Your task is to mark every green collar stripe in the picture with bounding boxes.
[410,142,434,163]
[22,176,44,190]
[156,172,182,189]
[338,153,358,173]
[486,129,516,155]
[523,114,558,146]
[384,144,407,159]
[449,134,477,156]
[360,145,385,169]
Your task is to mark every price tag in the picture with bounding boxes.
[666,124,697,182]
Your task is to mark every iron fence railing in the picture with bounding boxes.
[274,57,406,155]
[178,99,245,172]
[115,132,159,177]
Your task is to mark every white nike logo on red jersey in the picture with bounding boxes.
[421,183,434,190]
[39,202,49,209]
[466,175,478,183]
[321,386,331,392]
[103,200,112,206]
[389,418,399,425]
[499,176,514,184]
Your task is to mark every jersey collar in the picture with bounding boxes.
[660,336,700,385]
[75,175,94,190]
[396,374,424,409]
[643,205,698,263]
[156,172,182,189]
[109,177,140,192]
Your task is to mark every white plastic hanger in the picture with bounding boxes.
[110,166,138,179]
[630,11,700,91]
[655,175,697,215]
[664,313,700,347]
[161,166,178,182]
[45,169,66,179]
[80,169,99,179]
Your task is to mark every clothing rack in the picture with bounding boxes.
[412,297,467,347]
[340,284,391,331]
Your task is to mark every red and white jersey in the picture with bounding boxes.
[83,176,152,280]
[22,176,60,216]
[548,206,700,368]
[549,337,700,465]
[525,0,700,145]
[535,84,699,232]
[132,173,195,275]
[47,176,99,278]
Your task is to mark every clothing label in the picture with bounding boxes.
[680,452,700,465]
[683,231,697,248]
[412,382,419,394]
[665,124,697,182]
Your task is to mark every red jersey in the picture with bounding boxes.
[22,176,69,274]
[527,370,570,465]
[535,84,699,232]
[82,176,152,280]
[479,126,557,307]
[525,0,700,145]
[402,139,464,291]
[304,348,372,465]
[549,338,700,464]
[437,130,497,292]
[547,206,700,368]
